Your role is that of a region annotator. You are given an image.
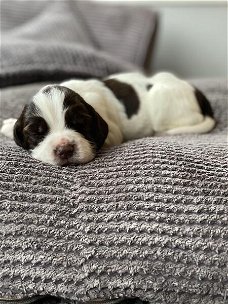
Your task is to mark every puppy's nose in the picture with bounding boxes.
[54,143,74,160]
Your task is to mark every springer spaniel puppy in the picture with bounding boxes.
[1,72,215,166]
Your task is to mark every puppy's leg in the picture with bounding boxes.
[0,118,17,139]
[164,115,215,135]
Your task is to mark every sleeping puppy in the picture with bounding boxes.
[1,72,215,166]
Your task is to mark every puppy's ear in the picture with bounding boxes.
[13,106,29,149]
[88,105,108,150]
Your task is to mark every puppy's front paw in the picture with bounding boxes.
[0,118,17,139]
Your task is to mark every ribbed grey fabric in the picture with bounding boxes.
[0,0,157,88]
[0,79,227,304]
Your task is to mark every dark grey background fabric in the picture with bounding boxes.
[0,0,157,88]
[0,79,227,304]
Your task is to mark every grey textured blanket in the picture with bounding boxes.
[0,79,227,304]
[0,0,157,88]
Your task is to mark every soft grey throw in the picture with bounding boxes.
[0,0,157,88]
[0,79,227,304]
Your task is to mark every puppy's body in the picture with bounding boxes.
[1,72,215,165]
[63,72,215,141]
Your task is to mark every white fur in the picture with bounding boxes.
[165,116,215,135]
[34,87,66,131]
[0,118,16,139]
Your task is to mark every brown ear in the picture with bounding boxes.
[13,106,29,149]
[92,111,109,150]
[86,103,108,150]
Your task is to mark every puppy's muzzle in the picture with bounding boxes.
[54,142,75,160]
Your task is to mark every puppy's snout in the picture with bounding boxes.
[54,143,74,160]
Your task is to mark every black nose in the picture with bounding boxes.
[54,144,74,160]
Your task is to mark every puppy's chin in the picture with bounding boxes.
[30,130,96,166]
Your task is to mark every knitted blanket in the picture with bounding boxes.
[0,79,227,304]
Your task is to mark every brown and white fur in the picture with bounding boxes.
[0,72,215,166]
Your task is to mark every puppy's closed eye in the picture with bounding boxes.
[15,116,50,150]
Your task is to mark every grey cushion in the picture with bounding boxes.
[0,79,227,304]
[0,0,157,88]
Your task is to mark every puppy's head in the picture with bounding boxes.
[14,85,108,165]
